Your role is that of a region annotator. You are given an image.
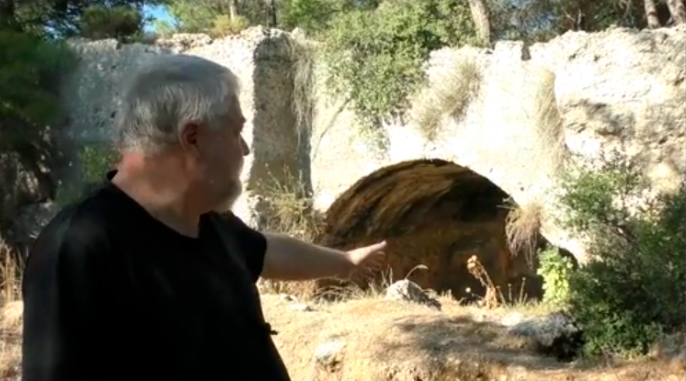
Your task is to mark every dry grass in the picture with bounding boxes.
[260,170,323,243]
[533,69,567,171]
[287,33,318,139]
[504,198,544,267]
[262,293,685,381]
[466,255,532,310]
[0,240,23,381]
[257,170,323,299]
[0,241,22,304]
[411,56,482,140]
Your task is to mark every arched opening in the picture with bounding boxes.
[316,159,548,302]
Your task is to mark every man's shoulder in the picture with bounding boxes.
[24,184,128,288]
[33,184,130,256]
[205,211,253,231]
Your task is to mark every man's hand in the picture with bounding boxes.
[262,234,388,281]
[345,241,387,269]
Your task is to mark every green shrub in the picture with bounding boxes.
[79,145,118,183]
[278,0,337,33]
[55,144,119,206]
[557,154,686,356]
[321,0,477,127]
[537,246,574,308]
[209,15,250,37]
[0,30,75,152]
[78,5,145,42]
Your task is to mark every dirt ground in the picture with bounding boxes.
[263,294,684,381]
[0,295,683,381]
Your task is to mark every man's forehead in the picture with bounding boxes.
[229,96,245,120]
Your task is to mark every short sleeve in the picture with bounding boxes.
[21,208,129,381]
[216,212,267,283]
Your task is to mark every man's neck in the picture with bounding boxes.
[112,155,202,238]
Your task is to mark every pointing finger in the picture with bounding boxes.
[366,240,387,252]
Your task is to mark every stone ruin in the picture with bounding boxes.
[2,25,684,301]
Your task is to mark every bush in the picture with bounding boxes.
[209,15,250,37]
[557,154,686,356]
[0,30,75,152]
[537,246,574,308]
[321,0,477,127]
[55,144,119,206]
[79,145,119,183]
[78,5,145,42]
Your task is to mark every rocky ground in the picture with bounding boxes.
[0,280,684,381]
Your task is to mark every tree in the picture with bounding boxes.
[0,0,165,36]
[467,0,491,46]
[79,5,145,41]
[666,0,686,25]
[167,0,251,33]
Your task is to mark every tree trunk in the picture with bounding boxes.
[265,0,277,27]
[467,0,491,46]
[666,0,686,25]
[229,0,239,21]
[644,0,662,28]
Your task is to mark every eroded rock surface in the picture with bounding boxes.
[384,280,442,310]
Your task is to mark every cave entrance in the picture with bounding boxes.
[317,159,545,303]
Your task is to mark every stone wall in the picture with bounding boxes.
[4,26,684,264]
[309,26,686,262]
[5,28,306,240]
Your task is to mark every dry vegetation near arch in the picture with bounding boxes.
[410,54,482,140]
[286,32,318,138]
[532,68,567,170]
[504,198,544,266]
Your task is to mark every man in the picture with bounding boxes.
[21,54,386,381]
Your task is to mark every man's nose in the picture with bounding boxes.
[241,137,250,156]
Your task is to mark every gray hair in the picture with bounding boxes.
[115,54,240,154]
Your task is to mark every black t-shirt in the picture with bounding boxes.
[21,173,291,381]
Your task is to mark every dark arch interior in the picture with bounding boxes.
[317,158,552,302]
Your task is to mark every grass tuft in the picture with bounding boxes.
[411,56,482,140]
[504,199,543,267]
[257,170,323,299]
[532,69,567,171]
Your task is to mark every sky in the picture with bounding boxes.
[143,4,176,31]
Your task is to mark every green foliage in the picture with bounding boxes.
[167,0,219,33]
[279,0,336,33]
[278,0,380,34]
[79,145,118,183]
[78,5,145,41]
[486,0,648,42]
[0,30,76,151]
[6,0,162,37]
[56,144,119,206]
[557,154,686,356]
[152,19,177,37]
[321,0,477,126]
[537,246,574,307]
[209,14,249,37]
[167,0,266,34]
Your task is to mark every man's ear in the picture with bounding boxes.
[179,122,200,154]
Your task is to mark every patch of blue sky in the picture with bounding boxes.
[143,4,177,32]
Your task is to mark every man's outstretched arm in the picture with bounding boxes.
[22,215,127,381]
[261,232,386,281]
